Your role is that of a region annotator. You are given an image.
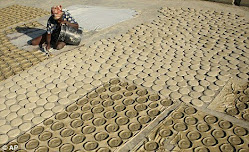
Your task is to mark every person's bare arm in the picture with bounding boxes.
[46,33,52,50]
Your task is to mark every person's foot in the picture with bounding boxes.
[233,0,241,6]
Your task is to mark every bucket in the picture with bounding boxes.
[58,24,82,45]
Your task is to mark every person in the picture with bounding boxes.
[233,0,241,6]
[31,5,79,50]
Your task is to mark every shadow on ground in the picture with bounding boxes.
[15,26,46,41]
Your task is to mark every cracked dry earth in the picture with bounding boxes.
[0,5,249,152]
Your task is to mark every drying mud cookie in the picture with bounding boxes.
[133,103,249,151]
[11,79,175,151]
[2,3,249,150]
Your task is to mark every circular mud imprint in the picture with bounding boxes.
[81,112,94,121]
[82,126,96,134]
[110,79,120,85]
[100,94,109,100]
[148,109,160,117]
[136,97,148,103]
[219,143,235,152]
[126,85,137,91]
[236,102,247,110]
[70,112,81,119]
[51,122,64,131]
[178,139,191,149]
[111,94,123,100]
[123,98,135,105]
[123,91,133,97]
[77,98,89,105]
[116,117,129,125]
[92,106,104,114]
[138,116,151,124]
[90,100,101,106]
[163,119,174,126]
[128,122,142,131]
[71,119,84,128]
[172,112,184,119]
[43,119,54,126]
[144,141,159,151]
[102,100,114,107]
[149,102,159,108]
[136,89,148,96]
[55,112,68,120]
[71,134,85,144]
[25,139,39,149]
[159,129,173,137]
[149,94,160,101]
[173,123,187,131]
[187,131,201,140]
[233,127,247,136]
[202,137,217,146]
[204,115,218,124]
[135,104,147,111]
[95,132,109,141]
[48,138,62,148]
[197,123,210,132]
[104,110,117,119]
[88,92,98,99]
[125,110,138,118]
[184,107,197,114]
[93,118,107,126]
[81,105,91,111]
[160,99,173,107]
[242,113,249,121]
[184,116,198,125]
[59,144,74,152]
[30,126,44,135]
[114,104,126,112]
[110,86,121,92]
[61,128,75,137]
[228,135,243,145]
[96,87,107,94]
[108,137,123,147]
[105,123,119,133]
[84,141,99,151]
[226,107,239,116]
[39,131,52,141]
[219,120,233,129]
[17,133,30,143]
[212,129,226,138]
[119,130,133,139]
[66,104,78,112]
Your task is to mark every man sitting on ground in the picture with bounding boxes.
[31,5,79,50]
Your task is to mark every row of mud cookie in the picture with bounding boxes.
[134,104,249,151]
[11,79,176,152]
[0,21,48,82]
[108,6,249,106]
[0,5,49,29]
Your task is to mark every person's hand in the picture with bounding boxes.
[46,44,51,51]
